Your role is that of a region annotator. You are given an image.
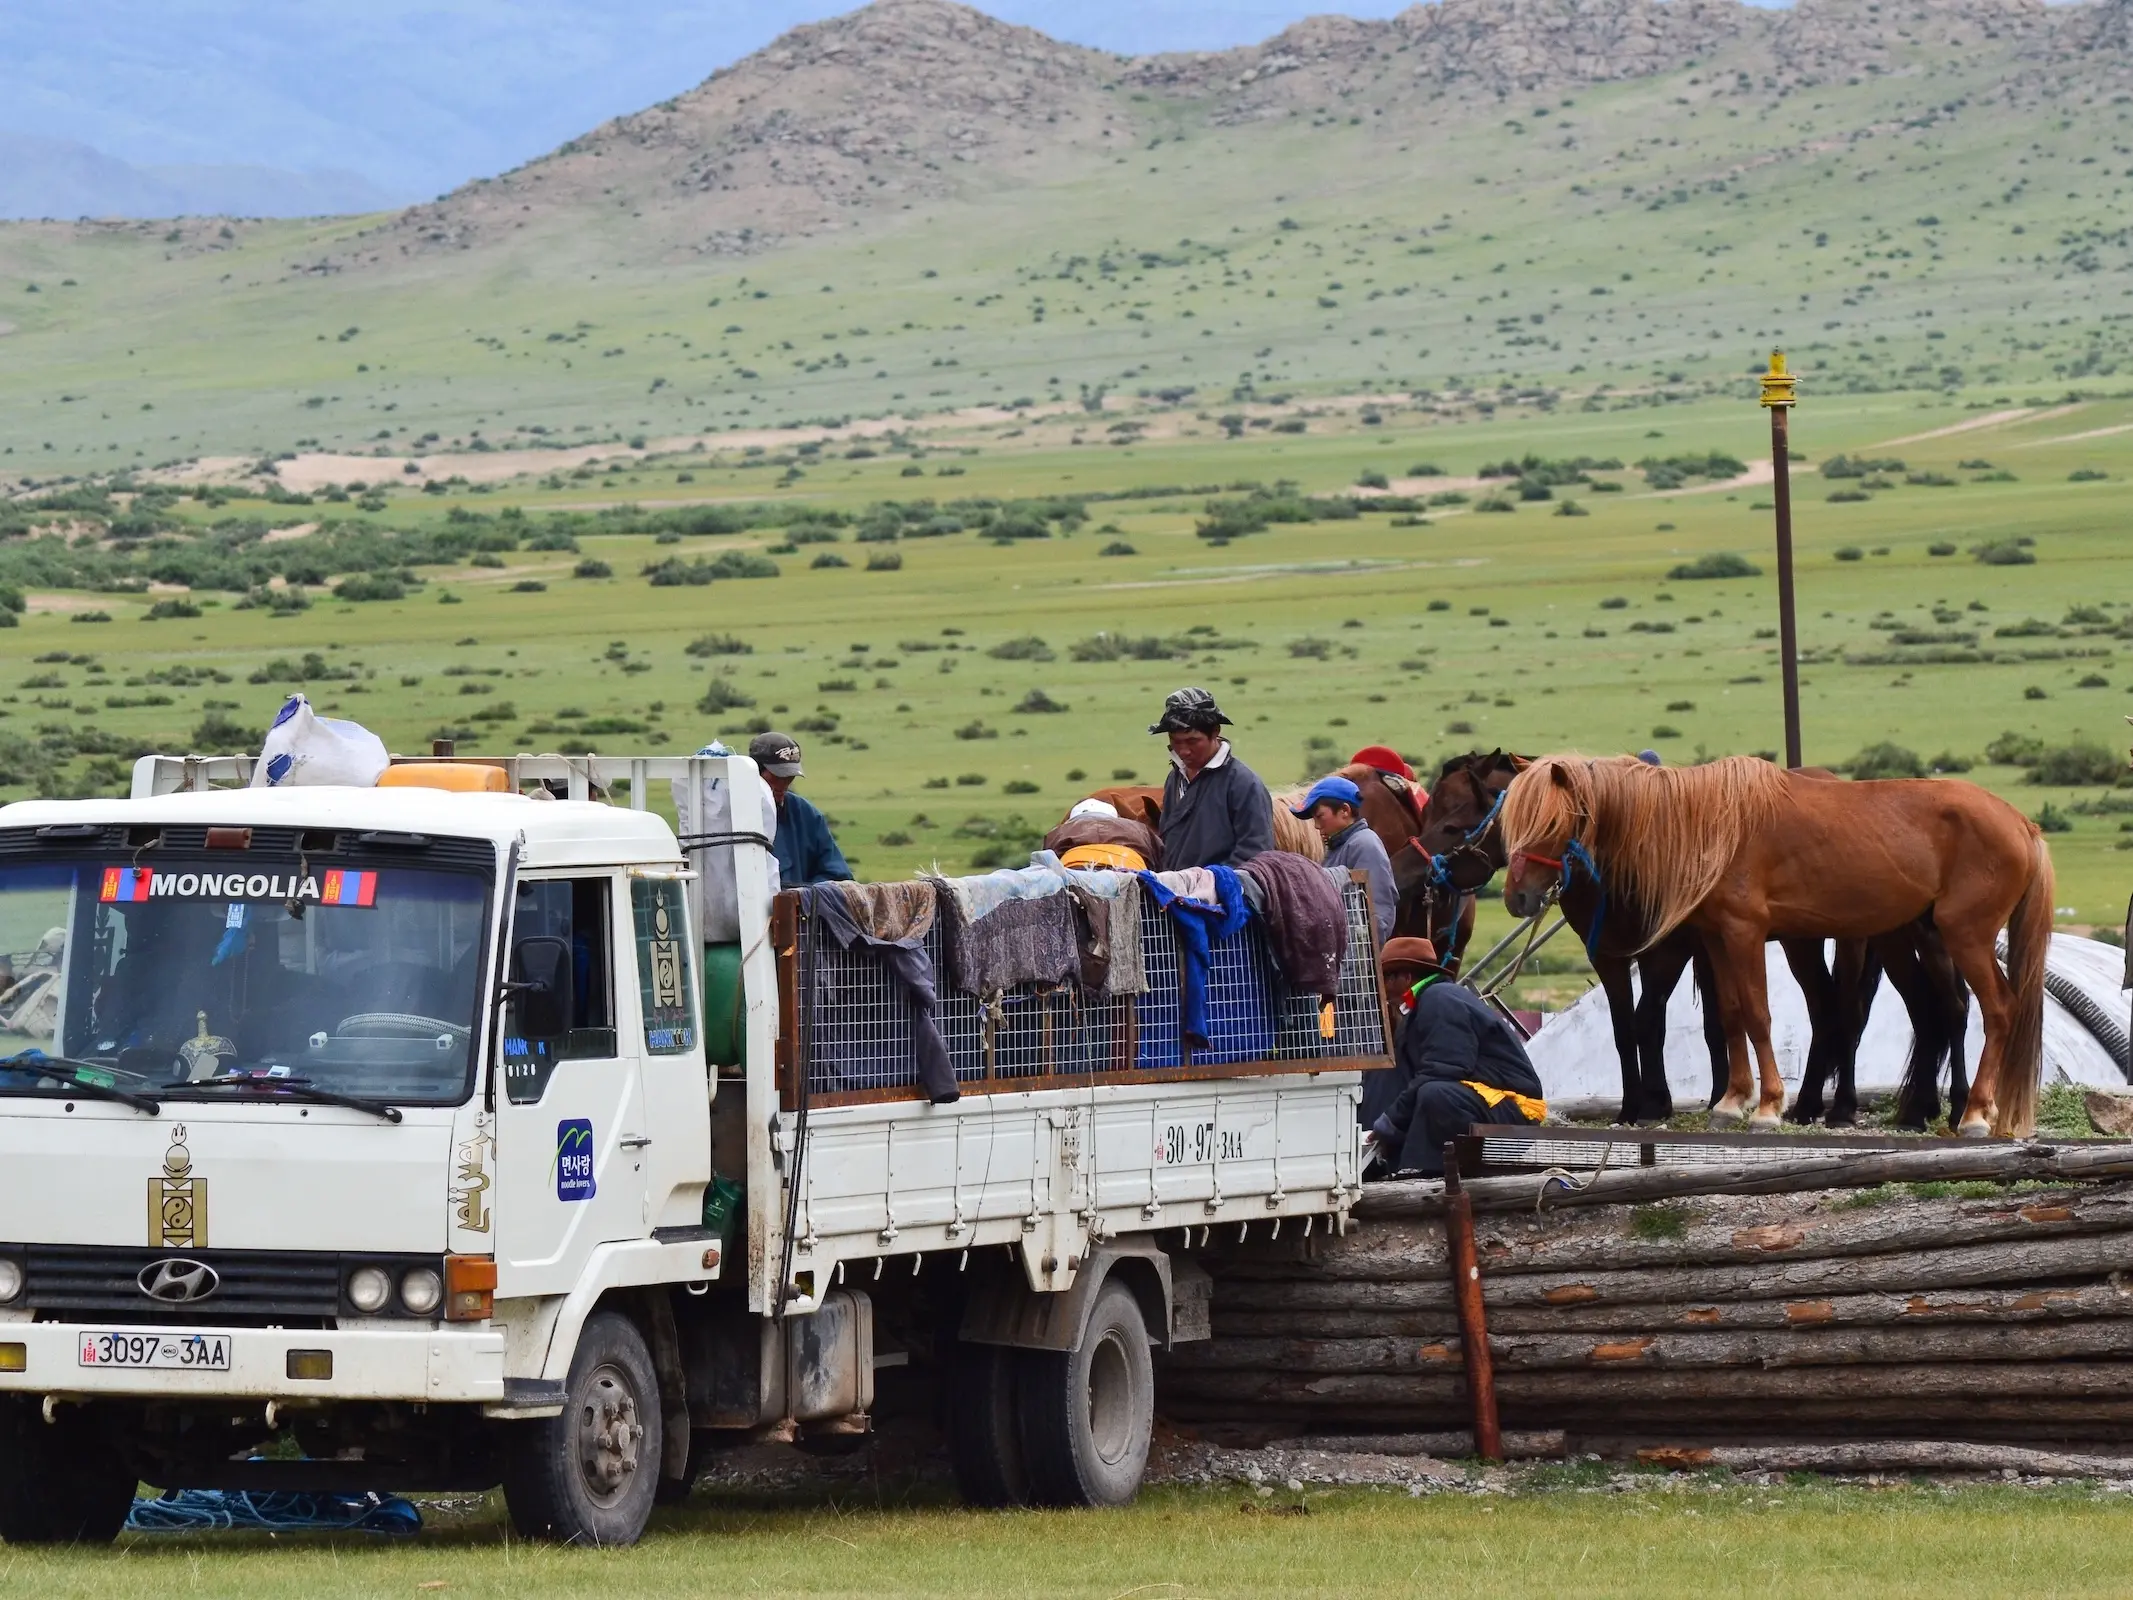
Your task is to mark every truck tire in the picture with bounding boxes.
[947,1340,1028,1507]
[501,1310,663,1545]
[0,1401,134,1546]
[1015,1279,1153,1508]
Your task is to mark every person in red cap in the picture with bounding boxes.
[1349,745,1416,783]
[1364,937,1545,1177]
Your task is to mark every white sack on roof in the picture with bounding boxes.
[1527,933,2131,1112]
[249,694,389,788]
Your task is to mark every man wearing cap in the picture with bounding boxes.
[1364,936,1546,1178]
[749,731,852,887]
[1150,687,1274,871]
[1294,775,1396,946]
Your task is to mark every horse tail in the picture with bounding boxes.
[1994,831,2055,1138]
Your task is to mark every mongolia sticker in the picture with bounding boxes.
[555,1119,596,1202]
[97,866,380,906]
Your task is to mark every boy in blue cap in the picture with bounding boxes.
[1294,774,1395,946]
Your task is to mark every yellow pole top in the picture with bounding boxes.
[1759,349,1797,409]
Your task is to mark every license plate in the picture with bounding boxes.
[78,1330,232,1371]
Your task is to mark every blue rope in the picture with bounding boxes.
[1561,838,1607,959]
[1461,786,1507,845]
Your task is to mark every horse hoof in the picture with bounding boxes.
[1747,1111,1783,1132]
[1707,1104,1745,1130]
[1955,1118,1993,1140]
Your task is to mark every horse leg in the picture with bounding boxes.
[1921,922,1972,1128]
[1701,927,1762,1127]
[1781,937,1835,1126]
[1593,955,1643,1125]
[1710,919,1785,1128]
[1826,939,1876,1128]
[1940,920,2016,1138]
[1881,931,1943,1131]
[1690,939,1727,1109]
[1632,937,1690,1125]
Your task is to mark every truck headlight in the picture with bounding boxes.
[346,1265,392,1314]
[0,1258,21,1304]
[398,1268,443,1317]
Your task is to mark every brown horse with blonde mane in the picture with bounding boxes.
[1499,754,2052,1137]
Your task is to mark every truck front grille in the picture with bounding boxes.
[23,1245,345,1324]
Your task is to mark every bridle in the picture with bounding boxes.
[1402,763,1518,968]
[1509,836,1609,957]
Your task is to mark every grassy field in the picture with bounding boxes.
[8,1481,2133,1597]
[0,386,2127,935]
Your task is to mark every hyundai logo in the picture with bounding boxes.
[138,1258,219,1304]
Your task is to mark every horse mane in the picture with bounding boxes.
[1269,787,1327,861]
[1500,754,1787,947]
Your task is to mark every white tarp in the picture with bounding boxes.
[1527,933,2132,1114]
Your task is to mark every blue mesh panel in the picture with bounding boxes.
[800,876,1386,1095]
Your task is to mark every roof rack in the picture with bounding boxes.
[129,750,763,807]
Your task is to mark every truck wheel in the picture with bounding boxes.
[947,1340,1028,1507]
[501,1310,663,1545]
[1016,1280,1154,1508]
[0,1401,134,1546]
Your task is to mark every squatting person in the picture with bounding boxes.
[1365,936,1546,1177]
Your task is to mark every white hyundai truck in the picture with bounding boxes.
[0,751,1380,1545]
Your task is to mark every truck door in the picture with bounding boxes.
[495,872,648,1296]
[625,871,713,1232]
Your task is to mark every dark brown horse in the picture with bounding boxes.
[1383,751,1524,976]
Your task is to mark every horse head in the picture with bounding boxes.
[1500,756,1592,918]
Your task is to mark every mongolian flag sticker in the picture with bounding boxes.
[320,870,378,907]
[100,866,153,903]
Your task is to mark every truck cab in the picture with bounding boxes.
[0,751,1375,1546]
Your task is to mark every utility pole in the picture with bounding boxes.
[1760,350,1801,770]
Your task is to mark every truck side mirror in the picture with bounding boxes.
[510,935,573,1039]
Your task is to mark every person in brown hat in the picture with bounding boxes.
[1364,937,1546,1178]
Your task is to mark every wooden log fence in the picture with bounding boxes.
[1158,1156,2133,1470]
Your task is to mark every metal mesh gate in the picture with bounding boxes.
[794,877,1388,1102]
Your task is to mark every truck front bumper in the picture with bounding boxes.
[0,1323,506,1405]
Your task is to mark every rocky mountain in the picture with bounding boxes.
[344,0,2129,266]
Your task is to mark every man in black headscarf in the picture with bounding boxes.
[1149,686,1274,870]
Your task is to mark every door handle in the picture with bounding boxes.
[620,1134,653,1149]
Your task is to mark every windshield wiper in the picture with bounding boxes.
[0,1051,162,1115]
[177,1074,403,1124]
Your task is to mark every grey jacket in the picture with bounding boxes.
[1322,818,1396,947]
[1159,745,1274,870]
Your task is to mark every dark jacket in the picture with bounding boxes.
[1321,818,1396,947]
[1158,746,1274,870]
[773,791,852,886]
[1373,976,1543,1134]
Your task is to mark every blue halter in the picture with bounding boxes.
[1560,837,1608,959]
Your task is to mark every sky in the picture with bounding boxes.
[0,0,1439,201]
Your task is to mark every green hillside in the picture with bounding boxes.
[2,0,2131,470]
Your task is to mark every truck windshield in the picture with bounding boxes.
[0,858,490,1104]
